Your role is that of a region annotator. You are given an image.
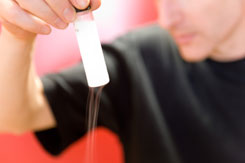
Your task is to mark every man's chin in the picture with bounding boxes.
[179,48,209,63]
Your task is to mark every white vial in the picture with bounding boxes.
[74,10,110,87]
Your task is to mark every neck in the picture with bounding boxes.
[210,12,245,62]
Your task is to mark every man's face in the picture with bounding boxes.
[157,0,244,62]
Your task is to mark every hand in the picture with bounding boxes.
[0,0,101,40]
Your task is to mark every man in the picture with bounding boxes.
[0,0,245,163]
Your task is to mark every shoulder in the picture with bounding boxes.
[112,24,175,49]
[106,24,182,69]
[103,24,179,61]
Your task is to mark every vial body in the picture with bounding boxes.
[74,11,110,87]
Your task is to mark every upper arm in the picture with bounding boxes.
[29,77,57,132]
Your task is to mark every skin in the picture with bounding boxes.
[156,0,245,62]
[0,0,244,134]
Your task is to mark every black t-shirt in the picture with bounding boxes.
[35,25,245,163]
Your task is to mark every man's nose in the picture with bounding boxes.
[158,1,183,29]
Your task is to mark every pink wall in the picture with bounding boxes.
[0,0,157,163]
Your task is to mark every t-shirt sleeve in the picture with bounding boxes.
[34,42,132,155]
[34,63,90,155]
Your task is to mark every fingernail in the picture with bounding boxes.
[63,8,76,22]
[41,26,51,34]
[77,0,89,9]
[54,18,67,29]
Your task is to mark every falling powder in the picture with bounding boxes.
[85,86,104,163]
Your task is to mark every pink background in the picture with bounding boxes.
[0,0,157,162]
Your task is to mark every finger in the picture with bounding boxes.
[44,0,76,23]
[1,19,36,40]
[72,0,101,11]
[69,0,89,10]
[89,0,101,10]
[16,0,68,29]
[0,1,51,34]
